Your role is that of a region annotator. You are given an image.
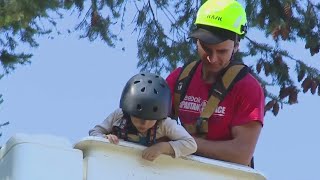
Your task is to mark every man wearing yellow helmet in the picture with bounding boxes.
[166,0,264,166]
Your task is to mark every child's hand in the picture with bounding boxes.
[142,142,175,161]
[142,143,163,161]
[104,134,119,144]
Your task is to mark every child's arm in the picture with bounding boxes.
[89,108,123,137]
[156,118,197,158]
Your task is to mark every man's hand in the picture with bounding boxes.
[104,134,119,144]
[193,121,262,165]
[142,142,174,161]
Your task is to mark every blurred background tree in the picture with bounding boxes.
[1,0,319,116]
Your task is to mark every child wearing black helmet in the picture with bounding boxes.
[89,73,197,161]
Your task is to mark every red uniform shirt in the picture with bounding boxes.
[166,62,264,140]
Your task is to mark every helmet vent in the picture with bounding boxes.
[155,75,159,78]
[137,104,142,111]
[153,106,158,112]
[154,89,158,94]
[160,83,165,88]
[134,80,140,84]
[141,87,146,92]
[141,73,145,76]
[148,80,152,84]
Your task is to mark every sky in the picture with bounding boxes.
[1,7,320,180]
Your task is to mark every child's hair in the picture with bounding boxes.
[120,72,171,120]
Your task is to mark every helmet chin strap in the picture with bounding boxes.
[229,50,235,62]
[219,41,237,73]
[229,40,238,62]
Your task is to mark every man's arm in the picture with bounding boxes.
[194,121,262,165]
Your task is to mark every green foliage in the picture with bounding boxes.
[0,121,9,138]
[0,0,64,74]
[0,0,319,116]
[0,93,3,105]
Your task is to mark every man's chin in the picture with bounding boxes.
[207,68,221,75]
[137,128,148,133]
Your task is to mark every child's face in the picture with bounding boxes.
[131,116,157,133]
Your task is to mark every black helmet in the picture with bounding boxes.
[120,72,171,120]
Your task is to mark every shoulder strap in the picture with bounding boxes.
[112,118,128,140]
[146,121,158,146]
[112,113,136,141]
[172,60,201,119]
[196,64,250,133]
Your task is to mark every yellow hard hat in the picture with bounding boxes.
[190,0,247,44]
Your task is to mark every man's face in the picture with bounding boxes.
[197,39,238,73]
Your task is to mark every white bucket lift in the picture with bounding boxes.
[0,134,266,180]
[0,134,83,180]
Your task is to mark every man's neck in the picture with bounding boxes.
[201,65,219,84]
